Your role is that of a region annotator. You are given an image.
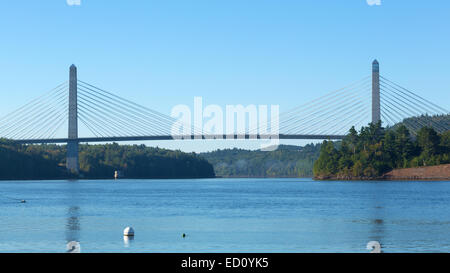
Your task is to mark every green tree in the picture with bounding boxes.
[417,127,440,157]
[313,120,449,180]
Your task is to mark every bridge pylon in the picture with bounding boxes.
[67,64,79,173]
[372,59,381,124]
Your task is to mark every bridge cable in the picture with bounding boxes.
[78,88,172,136]
[251,78,372,135]
[0,81,68,123]
[280,82,372,133]
[287,96,367,135]
[316,99,371,135]
[77,104,124,137]
[380,85,448,132]
[278,75,371,118]
[15,92,69,139]
[0,85,68,134]
[77,94,159,137]
[380,97,422,132]
[333,112,371,137]
[380,80,447,115]
[317,101,369,136]
[250,79,372,135]
[380,76,449,114]
[78,85,175,134]
[379,95,426,133]
[78,113,104,138]
[10,91,68,139]
[78,80,207,135]
[380,85,444,129]
[78,84,203,136]
[1,87,69,139]
[46,110,69,140]
[282,86,371,135]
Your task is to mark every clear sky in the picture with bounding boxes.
[0,0,449,152]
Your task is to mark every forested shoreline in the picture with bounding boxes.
[0,140,215,180]
[200,144,321,178]
[313,122,450,180]
[1,115,448,181]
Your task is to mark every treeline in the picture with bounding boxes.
[201,144,321,178]
[313,122,450,179]
[78,143,214,179]
[392,114,450,134]
[0,140,215,180]
[0,140,68,180]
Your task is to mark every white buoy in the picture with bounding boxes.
[367,241,382,253]
[66,241,81,253]
[123,227,135,236]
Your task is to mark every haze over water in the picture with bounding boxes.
[0,178,449,253]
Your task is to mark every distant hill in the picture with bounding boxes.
[200,144,321,178]
[390,114,450,135]
[201,114,450,179]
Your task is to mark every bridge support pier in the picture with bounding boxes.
[67,140,79,173]
[67,64,79,173]
[372,59,381,124]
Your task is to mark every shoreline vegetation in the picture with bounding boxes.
[0,140,215,180]
[0,115,448,181]
[313,121,450,180]
[200,144,321,178]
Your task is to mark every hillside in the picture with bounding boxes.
[313,122,450,180]
[201,144,321,178]
[78,143,215,179]
[391,114,450,134]
[0,140,215,180]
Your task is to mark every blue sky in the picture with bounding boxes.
[0,0,449,152]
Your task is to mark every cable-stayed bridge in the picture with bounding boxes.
[0,60,448,173]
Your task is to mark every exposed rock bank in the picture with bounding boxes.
[315,164,450,181]
[383,164,450,181]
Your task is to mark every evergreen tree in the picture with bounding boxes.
[313,122,449,179]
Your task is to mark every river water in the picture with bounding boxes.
[0,178,449,253]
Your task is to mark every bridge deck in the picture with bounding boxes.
[13,134,346,144]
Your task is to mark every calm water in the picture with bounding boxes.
[0,178,449,253]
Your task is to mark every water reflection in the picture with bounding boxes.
[66,206,81,243]
[123,236,134,248]
[368,188,386,249]
[65,181,81,246]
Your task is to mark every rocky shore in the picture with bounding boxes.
[314,164,450,181]
[383,164,450,181]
